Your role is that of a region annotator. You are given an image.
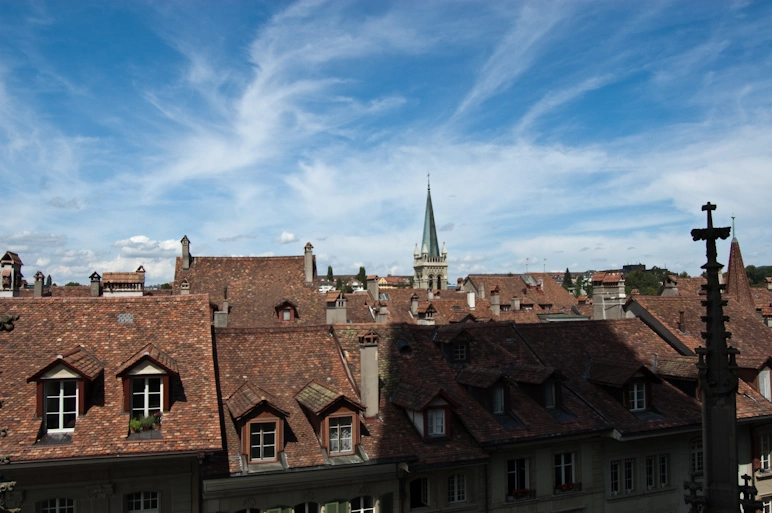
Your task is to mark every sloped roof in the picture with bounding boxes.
[27,345,104,382]
[226,382,289,421]
[116,343,179,376]
[455,366,503,388]
[103,271,144,284]
[726,238,755,309]
[0,295,221,462]
[1,251,22,265]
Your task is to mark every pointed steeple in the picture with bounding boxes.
[422,178,440,258]
[725,217,754,309]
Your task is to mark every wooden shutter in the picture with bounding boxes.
[324,502,339,513]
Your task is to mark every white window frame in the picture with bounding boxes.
[628,382,646,411]
[44,380,78,433]
[248,421,277,461]
[427,408,445,436]
[760,369,771,400]
[507,458,530,498]
[762,434,771,471]
[691,439,703,474]
[493,386,504,414]
[658,454,669,487]
[610,460,620,495]
[40,498,74,513]
[127,491,158,513]
[623,458,635,493]
[554,452,575,488]
[410,478,430,509]
[763,499,772,513]
[131,376,163,419]
[350,496,374,513]
[328,416,353,454]
[448,473,466,503]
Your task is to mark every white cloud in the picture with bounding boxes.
[275,231,298,244]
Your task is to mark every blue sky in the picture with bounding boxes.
[1,1,770,285]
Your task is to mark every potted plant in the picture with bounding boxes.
[558,482,575,492]
[129,417,142,434]
[511,488,531,499]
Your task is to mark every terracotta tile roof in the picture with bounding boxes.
[592,272,623,284]
[174,255,326,327]
[0,295,221,463]
[455,366,503,388]
[585,358,656,387]
[508,363,556,385]
[115,343,180,376]
[27,345,104,382]
[103,271,144,284]
[1,251,23,265]
[391,382,446,410]
[296,381,354,414]
[726,238,755,309]
[465,273,581,316]
[225,382,289,421]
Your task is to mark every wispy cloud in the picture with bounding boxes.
[275,231,298,244]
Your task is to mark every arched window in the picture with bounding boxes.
[351,496,374,513]
[40,498,74,513]
[127,491,158,513]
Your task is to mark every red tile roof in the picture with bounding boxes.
[0,295,221,463]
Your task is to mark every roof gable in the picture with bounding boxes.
[27,345,103,382]
[226,381,290,421]
[116,343,179,376]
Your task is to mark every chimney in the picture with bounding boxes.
[34,271,45,297]
[537,278,544,292]
[766,278,772,291]
[456,277,464,291]
[89,272,102,297]
[478,281,485,299]
[410,294,419,316]
[678,309,685,333]
[367,275,379,302]
[180,279,190,295]
[511,297,521,311]
[467,290,476,310]
[652,353,659,375]
[304,243,314,283]
[214,299,229,328]
[376,303,389,324]
[490,286,500,316]
[427,289,434,301]
[326,291,347,324]
[359,332,379,417]
[181,235,191,270]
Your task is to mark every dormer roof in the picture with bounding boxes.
[226,382,290,421]
[27,345,104,382]
[0,251,22,266]
[295,381,363,416]
[390,382,457,411]
[455,366,504,389]
[584,358,661,387]
[116,343,179,376]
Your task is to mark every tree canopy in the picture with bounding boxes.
[356,266,367,284]
[562,268,573,290]
[326,265,334,281]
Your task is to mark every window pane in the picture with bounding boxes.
[132,379,145,393]
[148,378,161,393]
[63,381,77,396]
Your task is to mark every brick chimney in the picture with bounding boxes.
[34,271,45,298]
[180,279,190,295]
[427,289,434,301]
[89,272,102,297]
[304,242,314,283]
[478,281,485,299]
[490,286,500,316]
[359,331,379,418]
[181,235,191,271]
[214,299,229,328]
[376,302,389,323]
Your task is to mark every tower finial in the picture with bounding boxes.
[731,214,736,241]
[427,172,430,191]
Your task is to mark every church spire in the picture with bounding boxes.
[422,176,440,257]
[725,217,754,309]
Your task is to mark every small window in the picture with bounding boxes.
[410,478,430,509]
[350,496,374,513]
[545,382,556,409]
[610,460,620,495]
[131,377,163,419]
[452,343,466,361]
[447,473,466,503]
[427,408,445,437]
[554,452,575,490]
[248,421,277,462]
[40,498,74,513]
[762,434,771,471]
[493,386,504,414]
[282,309,292,321]
[690,439,703,474]
[760,369,771,401]
[329,416,353,454]
[646,454,669,489]
[127,491,158,513]
[45,380,78,432]
[624,458,635,493]
[507,458,530,500]
[627,382,646,411]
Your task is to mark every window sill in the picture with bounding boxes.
[756,469,772,481]
[553,482,582,496]
[127,429,163,440]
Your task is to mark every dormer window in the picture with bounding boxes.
[759,369,771,401]
[391,383,456,441]
[427,408,445,436]
[27,345,103,436]
[275,299,298,322]
[493,385,505,414]
[116,344,179,426]
[226,382,289,466]
[627,382,646,412]
[545,381,557,409]
[453,343,466,361]
[295,382,363,457]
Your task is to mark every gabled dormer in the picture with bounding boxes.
[441,331,472,364]
[456,366,511,415]
[275,299,299,322]
[391,382,458,441]
[226,382,290,468]
[116,344,179,421]
[27,345,103,436]
[416,302,436,325]
[0,251,23,297]
[585,359,661,413]
[295,381,364,458]
[509,363,563,410]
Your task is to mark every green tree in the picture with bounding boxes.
[574,275,584,298]
[65,281,81,287]
[335,277,343,290]
[356,266,367,284]
[624,270,661,296]
[562,268,573,290]
[678,271,690,278]
[326,265,334,281]
[159,283,172,290]
[45,275,52,287]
